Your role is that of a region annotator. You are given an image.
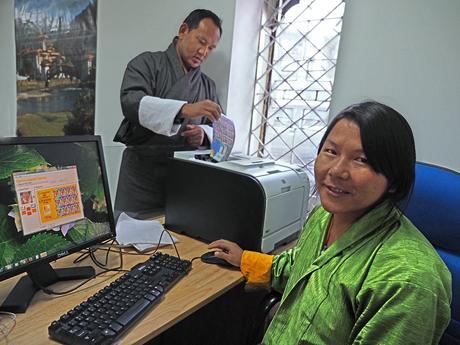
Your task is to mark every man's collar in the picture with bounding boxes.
[166,37,200,74]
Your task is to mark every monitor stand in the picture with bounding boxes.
[0,262,95,313]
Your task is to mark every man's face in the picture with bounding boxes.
[176,18,221,70]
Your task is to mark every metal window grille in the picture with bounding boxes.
[249,0,345,204]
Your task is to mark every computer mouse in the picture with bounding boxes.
[200,251,234,268]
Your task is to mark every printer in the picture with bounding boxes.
[164,151,310,253]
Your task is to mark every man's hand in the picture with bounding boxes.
[181,124,205,147]
[180,100,221,122]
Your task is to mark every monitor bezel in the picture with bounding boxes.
[0,135,116,282]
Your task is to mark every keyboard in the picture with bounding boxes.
[48,252,192,345]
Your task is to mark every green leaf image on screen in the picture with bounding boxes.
[0,141,111,269]
[0,205,21,268]
[0,203,72,268]
[0,142,107,217]
[14,232,71,264]
[74,142,101,203]
[67,218,110,243]
[0,146,47,180]
[91,180,107,213]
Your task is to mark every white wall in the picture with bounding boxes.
[331,0,460,172]
[0,0,236,202]
[2,0,460,197]
[227,0,460,172]
[0,0,16,137]
[226,0,264,153]
[95,0,236,201]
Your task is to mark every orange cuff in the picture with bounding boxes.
[240,250,274,284]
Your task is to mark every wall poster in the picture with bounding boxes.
[15,0,97,136]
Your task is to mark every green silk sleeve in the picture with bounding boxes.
[270,205,324,293]
[270,245,302,293]
[351,281,451,345]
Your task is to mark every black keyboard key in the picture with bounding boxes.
[109,321,123,333]
[49,321,60,331]
[116,298,151,326]
[144,293,157,302]
[101,328,116,337]
[76,329,88,338]
[69,326,81,334]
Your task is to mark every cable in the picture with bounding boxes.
[73,238,115,265]
[73,250,92,264]
[190,256,202,264]
[89,239,119,269]
[160,228,181,259]
[39,241,128,296]
[89,245,151,256]
[105,229,182,259]
[38,227,184,296]
[0,312,16,341]
[40,265,130,296]
[39,270,104,296]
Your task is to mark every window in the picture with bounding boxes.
[249,0,345,206]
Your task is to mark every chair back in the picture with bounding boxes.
[401,162,460,345]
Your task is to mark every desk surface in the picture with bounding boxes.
[0,232,244,344]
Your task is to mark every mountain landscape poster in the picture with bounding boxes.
[15,0,97,136]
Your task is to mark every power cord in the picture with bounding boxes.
[92,228,182,259]
[0,311,16,341]
[73,238,115,265]
[190,256,202,264]
[39,269,117,296]
[142,228,181,259]
[38,228,184,296]
[39,240,127,296]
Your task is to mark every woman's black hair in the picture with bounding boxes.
[317,101,416,203]
[183,9,223,36]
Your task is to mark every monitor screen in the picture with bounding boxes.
[0,135,115,311]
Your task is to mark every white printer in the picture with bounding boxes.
[164,151,310,253]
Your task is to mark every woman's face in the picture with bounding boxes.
[314,119,389,221]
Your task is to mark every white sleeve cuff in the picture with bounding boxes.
[199,125,213,144]
[139,96,186,136]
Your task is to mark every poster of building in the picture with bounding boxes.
[15,0,97,136]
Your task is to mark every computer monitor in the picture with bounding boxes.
[0,135,116,313]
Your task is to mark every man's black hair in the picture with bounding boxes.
[183,9,223,36]
[317,101,416,204]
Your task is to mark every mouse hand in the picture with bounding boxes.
[208,239,243,267]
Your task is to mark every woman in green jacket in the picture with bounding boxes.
[209,101,452,345]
